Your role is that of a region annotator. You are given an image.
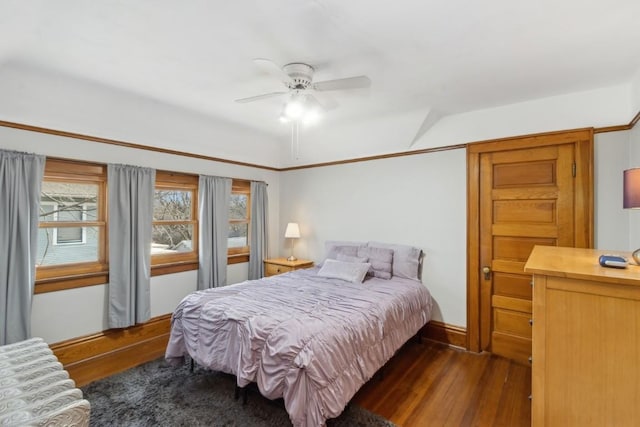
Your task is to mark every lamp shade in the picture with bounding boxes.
[284,222,300,238]
[624,168,640,209]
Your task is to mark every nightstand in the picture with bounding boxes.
[263,258,314,277]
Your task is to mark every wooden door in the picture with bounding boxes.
[467,129,593,364]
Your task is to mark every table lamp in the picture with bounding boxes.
[285,222,300,261]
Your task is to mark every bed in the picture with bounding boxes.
[165,241,432,427]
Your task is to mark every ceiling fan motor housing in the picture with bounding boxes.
[283,63,314,89]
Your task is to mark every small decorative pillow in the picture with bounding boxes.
[337,253,369,264]
[368,241,422,280]
[317,259,371,283]
[357,246,393,279]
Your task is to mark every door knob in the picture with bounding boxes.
[482,266,491,280]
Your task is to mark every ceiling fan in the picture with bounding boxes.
[235,59,371,121]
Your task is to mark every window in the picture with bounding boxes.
[152,171,198,271]
[40,201,95,245]
[35,159,251,290]
[36,159,107,292]
[228,180,251,263]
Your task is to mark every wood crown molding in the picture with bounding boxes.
[1,109,637,172]
[0,120,279,171]
[593,110,640,134]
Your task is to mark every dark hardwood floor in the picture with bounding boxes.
[353,340,531,427]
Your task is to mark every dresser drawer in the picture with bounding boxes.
[265,263,293,276]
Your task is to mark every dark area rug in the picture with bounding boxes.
[81,358,395,427]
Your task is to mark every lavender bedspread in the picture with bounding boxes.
[165,267,432,427]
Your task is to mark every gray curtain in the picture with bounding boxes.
[108,164,155,329]
[0,150,45,345]
[198,175,231,290]
[248,181,268,280]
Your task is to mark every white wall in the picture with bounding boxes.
[595,125,640,253]
[278,130,639,330]
[0,125,280,344]
[594,131,630,250]
[2,88,639,341]
[279,149,467,326]
[631,68,640,114]
[628,123,640,250]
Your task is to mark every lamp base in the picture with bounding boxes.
[287,255,298,262]
[633,248,640,265]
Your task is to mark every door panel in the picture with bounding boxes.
[493,236,556,260]
[467,129,594,360]
[494,200,556,223]
[493,273,532,300]
[494,309,532,338]
[493,161,556,187]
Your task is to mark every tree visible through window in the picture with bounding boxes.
[36,159,107,290]
[229,180,250,257]
[153,190,193,253]
[152,171,198,265]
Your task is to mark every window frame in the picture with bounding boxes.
[35,159,108,293]
[151,171,199,275]
[228,179,251,264]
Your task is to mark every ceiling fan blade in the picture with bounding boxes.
[313,75,371,91]
[307,90,339,110]
[253,58,293,85]
[234,91,287,103]
[303,94,327,112]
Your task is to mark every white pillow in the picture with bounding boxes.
[317,259,371,283]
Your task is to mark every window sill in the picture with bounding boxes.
[228,254,249,265]
[35,272,109,294]
[35,256,250,294]
[151,261,198,276]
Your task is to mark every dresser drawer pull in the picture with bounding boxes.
[528,356,532,364]
[529,319,533,326]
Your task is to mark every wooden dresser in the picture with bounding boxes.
[263,258,314,277]
[524,245,640,426]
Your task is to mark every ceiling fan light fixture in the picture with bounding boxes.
[302,108,321,125]
[279,114,290,123]
[284,99,305,119]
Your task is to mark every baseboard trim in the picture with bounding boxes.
[422,320,467,349]
[50,314,172,387]
[51,315,467,386]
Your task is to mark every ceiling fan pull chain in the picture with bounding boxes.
[294,121,300,160]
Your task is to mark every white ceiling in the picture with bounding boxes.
[1,0,640,166]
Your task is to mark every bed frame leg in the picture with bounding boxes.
[234,386,248,405]
[189,357,195,373]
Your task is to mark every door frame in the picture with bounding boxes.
[466,128,594,352]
